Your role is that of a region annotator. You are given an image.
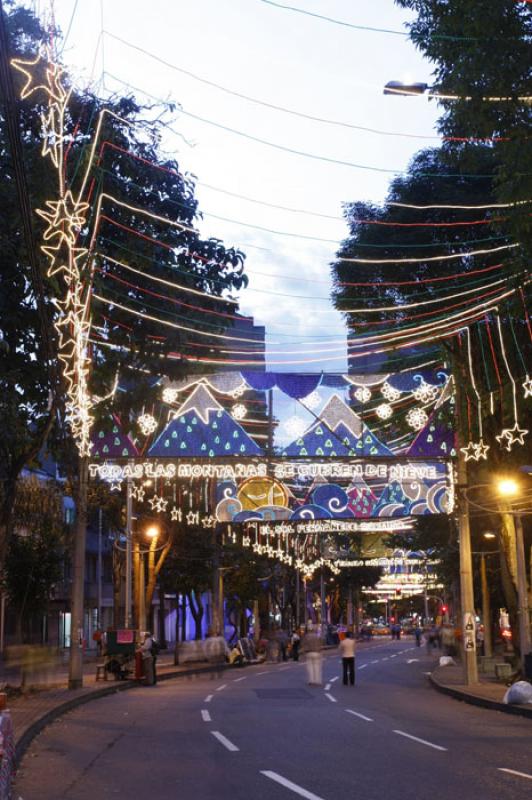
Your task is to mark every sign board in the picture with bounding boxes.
[116,629,135,645]
[463,612,476,651]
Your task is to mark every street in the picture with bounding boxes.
[15,639,532,800]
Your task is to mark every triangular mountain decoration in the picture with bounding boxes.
[91,417,138,459]
[373,481,411,516]
[282,394,363,456]
[148,384,263,457]
[407,401,455,458]
[347,479,378,518]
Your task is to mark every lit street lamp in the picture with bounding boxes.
[383,80,429,96]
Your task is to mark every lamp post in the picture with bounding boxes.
[465,477,532,674]
[472,533,498,660]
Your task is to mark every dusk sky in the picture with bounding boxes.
[40,0,440,371]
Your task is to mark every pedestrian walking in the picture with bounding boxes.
[303,625,323,686]
[414,625,423,647]
[339,630,356,686]
[291,629,301,661]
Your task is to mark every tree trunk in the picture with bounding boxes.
[180,594,187,642]
[158,588,167,648]
[187,591,204,640]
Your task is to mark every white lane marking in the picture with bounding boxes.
[201,709,212,722]
[371,660,379,664]
[498,768,532,781]
[257,671,269,675]
[211,731,239,751]
[233,676,247,682]
[346,709,373,722]
[407,659,420,664]
[393,730,447,752]
[324,683,331,691]
[390,654,397,658]
[358,664,367,670]
[261,770,325,800]
[204,694,213,703]
[279,666,290,671]
[382,657,389,661]
[325,693,337,703]
[330,676,339,683]
[216,684,227,691]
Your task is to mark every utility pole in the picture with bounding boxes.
[514,514,531,668]
[68,456,89,689]
[457,452,478,685]
[97,508,103,630]
[125,474,133,628]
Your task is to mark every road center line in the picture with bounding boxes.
[261,770,325,800]
[257,671,269,675]
[204,694,213,703]
[498,768,532,781]
[233,676,247,682]
[324,683,331,691]
[382,657,389,661]
[330,676,339,683]
[201,709,212,722]
[211,731,239,752]
[216,684,227,691]
[325,693,337,703]
[371,660,379,664]
[358,664,367,670]
[346,709,373,722]
[393,730,447,752]
[390,654,397,658]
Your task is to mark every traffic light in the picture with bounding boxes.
[441,604,448,614]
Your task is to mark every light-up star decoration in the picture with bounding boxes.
[186,510,200,526]
[460,439,490,462]
[406,407,428,431]
[11,50,97,456]
[170,506,182,522]
[149,495,168,513]
[523,376,532,399]
[129,485,146,502]
[496,424,529,451]
[109,481,122,493]
[201,515,216,529]
[138,413,158,436]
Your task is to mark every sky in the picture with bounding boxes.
[31,0,440,371]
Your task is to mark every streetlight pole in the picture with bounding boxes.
[480,553,493,658]
[125,473,133,629]
[514,514,531,664]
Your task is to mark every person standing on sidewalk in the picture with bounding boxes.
[139,632,156,686]
[339,630,356,686]
[303,625,323,686]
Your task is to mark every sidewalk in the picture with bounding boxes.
[5,655,239,764]
[429,660,532,720]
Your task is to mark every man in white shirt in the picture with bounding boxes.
[339,631,356,686]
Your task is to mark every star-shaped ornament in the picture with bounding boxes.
[109,481,122,492]
[201,515,216,529]
[523,376,532,399]
[12,52,67,103]
[186,510,200,526]
[170,506,182,522]
[148,494,168,513]
[460,440,490,462]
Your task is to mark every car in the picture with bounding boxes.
[371,624,391,636]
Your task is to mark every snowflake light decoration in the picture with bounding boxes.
[413,380,439,404]
[354,386,372,403]
[231,385,246,398]
[376,403,393,420]
[284,415,307,439]
[301,391,321,411]
[138,413,158,436]
[162,387,178,404]
[381,381,401,402]
[406,407,428,431]
[231,403,247,421]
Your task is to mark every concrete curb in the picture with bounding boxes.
[429,673,532,720]
[14,661,239,765]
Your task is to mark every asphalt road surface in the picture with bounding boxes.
[15,638,532,800]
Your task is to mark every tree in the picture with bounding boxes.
[3,477,64,642]
[396,0,532,258]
